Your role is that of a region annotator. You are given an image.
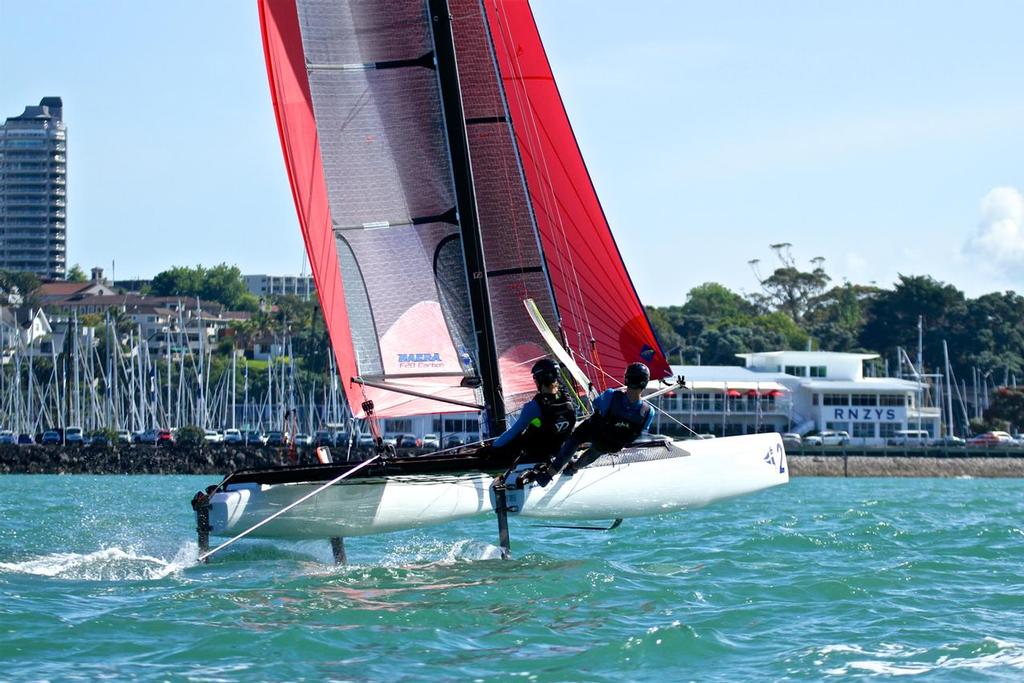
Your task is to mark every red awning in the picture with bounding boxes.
[746,389,759,397]
[726,389,742,398]
[768,389,784,397]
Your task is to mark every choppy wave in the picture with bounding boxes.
[2,475,1024,681]
[815,637,1024,676]
[0,544,195,581]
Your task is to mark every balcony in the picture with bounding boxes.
[663,397,794,416]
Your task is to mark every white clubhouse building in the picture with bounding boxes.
[653,351,941,445]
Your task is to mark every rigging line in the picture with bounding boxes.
[198,454,383,563]
[490,10,593,341]
[492,24,600,383]
[453,6,533,301]
[489,5,586,341]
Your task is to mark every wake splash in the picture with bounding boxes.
[816,637,1024,676]
[0,544,197,581]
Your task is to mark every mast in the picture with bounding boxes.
[428,0,505,433]
[943,340,955,437]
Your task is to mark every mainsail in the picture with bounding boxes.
[259,0,669,428]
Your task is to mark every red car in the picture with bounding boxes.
[157,429,174,445]
[967,431,1012,447]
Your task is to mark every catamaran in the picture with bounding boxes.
[192,0,787,561]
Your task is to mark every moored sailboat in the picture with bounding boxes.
[193,0,787,558]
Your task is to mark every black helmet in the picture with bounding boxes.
[531,358,560,385]
[624,362,650,390]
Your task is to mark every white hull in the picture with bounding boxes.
[208,433,788,540]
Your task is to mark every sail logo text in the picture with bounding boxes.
[398,352,444,369]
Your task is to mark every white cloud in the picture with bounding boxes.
[965,187,1024,268]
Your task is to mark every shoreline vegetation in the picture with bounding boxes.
[2,445,1022,478]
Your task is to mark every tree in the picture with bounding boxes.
[983,387,1024,432]
[747,245,831,322]
[859,274,967,373]
[149,264,259,311]
[681,282,756,322]
[66,264,87,282]
[0,270,41,302]
[805,283,881,352]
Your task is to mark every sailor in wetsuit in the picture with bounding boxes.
[521,362,654,487]
[492,358,577,463]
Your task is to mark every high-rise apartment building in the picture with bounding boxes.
[0,97,67,279]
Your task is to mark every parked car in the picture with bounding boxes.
[41,430,61,445]
[931,435,966,447]
[356,434,377,449]
[244,430,265,446]
[422,433,440,450]
[781,432,802,448]
[0,430,16,445]
[314,430,335,447]
[887,429,930,447]
[17,433,35,445]
[135,429,159,445]
[89,431,112,447]
[203,429,223,444]
[968,431,1014,447]
[157,429,174,445]
[64,426,84,445]
[223,429,243,445]
[443,435,467,449]
[395,433,423,451]
[265,431,288,447]
[804,430,850,446]
[294,433,312,446]
[116,430,132,444]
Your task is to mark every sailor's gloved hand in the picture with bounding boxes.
[516,463,553,488]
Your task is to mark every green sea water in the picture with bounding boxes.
[1,475,1022,681]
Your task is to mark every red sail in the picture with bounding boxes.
[258,0,480,418]
[481,0,671,387]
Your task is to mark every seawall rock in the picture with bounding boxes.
[0,444,304,475]
[789,455,1024,477]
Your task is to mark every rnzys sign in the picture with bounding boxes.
[829,407,904,421]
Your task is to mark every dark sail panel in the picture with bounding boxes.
[450,0,561,410]
[481,0,672,387]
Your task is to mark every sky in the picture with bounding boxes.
[3,1,1024,306]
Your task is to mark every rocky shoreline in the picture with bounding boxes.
[0,444,315,475]
[788,454,1024,477]
[2,444,1024,477]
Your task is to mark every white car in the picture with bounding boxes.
[781,432,802,447]
[804,430,850,446]
[422,433,440,450]
[203,429,223,444]
[65,426,84,444]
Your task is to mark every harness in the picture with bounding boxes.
[515,391,576,457]
[587,390,651,453]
